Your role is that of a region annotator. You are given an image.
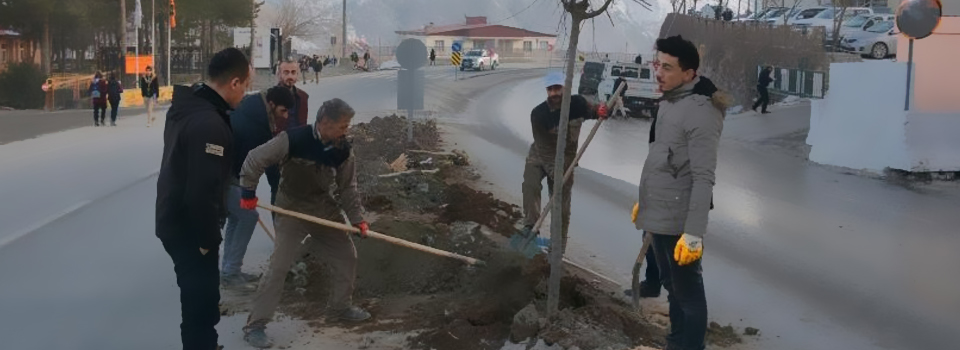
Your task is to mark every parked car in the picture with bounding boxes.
[840,20,898,59]
[829,13,897,44]
[766,6,827,25]
[740,7,788,23]
[459,49,499,71]
[793,7,873,28]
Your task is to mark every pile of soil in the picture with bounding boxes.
[262,115,723,349]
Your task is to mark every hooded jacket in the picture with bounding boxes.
[156,84,234,250]
[635,76,727,237]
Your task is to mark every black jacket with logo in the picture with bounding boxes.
[155,84,234,250]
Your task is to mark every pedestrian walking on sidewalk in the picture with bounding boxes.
[517,72,609,254]
[220,85,297,288]
[753,66,773,114]
[312,55,322,84]
[141,66,160,126]
[635,35,728,350]
[430,49,436,66]
[240,99,371,348]
[89,72,107,126]
[106,72,123,126]
[155,48,252,350]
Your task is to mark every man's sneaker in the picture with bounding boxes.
[333,305,372,322]
[243,326,273,348]
[238,272,261,283]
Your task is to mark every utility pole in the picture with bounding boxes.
[120,0,127,80]
[250,0,256,61]
[152,0,156,69]
[342,0,347,59]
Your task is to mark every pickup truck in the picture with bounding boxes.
[460,49,499,71]
[597,61,661,118]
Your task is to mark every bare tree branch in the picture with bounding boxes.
[585,0,616,19]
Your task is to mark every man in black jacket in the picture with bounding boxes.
[753,66,773,114]
[518,72,608,254]
[140,66,160,127]
[156,47,251,350]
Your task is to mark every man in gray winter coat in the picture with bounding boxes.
[634,35,727,350]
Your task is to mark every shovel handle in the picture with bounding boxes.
[258,203,484,266]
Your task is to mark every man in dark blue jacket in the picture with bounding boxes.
[220,86,294,287]
[156,47,251,350]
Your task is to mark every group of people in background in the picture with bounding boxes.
[86,66,159,127]
[298,55,336,84]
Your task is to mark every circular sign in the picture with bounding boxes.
[396,39,428,70]
[451,42,462,52]
[896,0,942,39]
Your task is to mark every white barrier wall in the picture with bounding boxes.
[807,61,912,173]
[808,61,960,173]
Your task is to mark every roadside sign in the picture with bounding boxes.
[451,52,462,66]
[396,38,428,70]
[452,42,462,53]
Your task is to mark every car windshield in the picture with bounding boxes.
[765,8,786,19]
[610,66,639,78]
[797,8,825,19]
[465,50,482,56]
[868,21,894,33]
[843,16,869,27]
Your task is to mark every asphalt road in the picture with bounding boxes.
[0,64,957,350]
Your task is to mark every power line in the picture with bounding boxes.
[489,0,544,25]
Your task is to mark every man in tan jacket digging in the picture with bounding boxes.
[237,98,370,348]
[634,35,727,350]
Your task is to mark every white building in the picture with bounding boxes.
[396,16,557,56]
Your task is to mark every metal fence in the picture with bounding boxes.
[762,65,828,99]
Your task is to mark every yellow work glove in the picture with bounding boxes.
[631,202,639,223]
[674,233,703,266]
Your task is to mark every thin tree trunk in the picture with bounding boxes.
[43,15,51,75]
[547,15,582,317]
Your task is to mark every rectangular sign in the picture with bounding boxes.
[124,55,155,74]
[233,27,271,68]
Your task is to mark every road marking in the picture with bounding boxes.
[0,168,160,251]
[0,200,91,250]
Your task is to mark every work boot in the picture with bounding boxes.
[243,323,274,349]
[220,273,258,290]
[332,305,372,322]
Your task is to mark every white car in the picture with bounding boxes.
[840,20,898,59]
[765,6,826,25]
[829,13,897,44]
[793,7,873,27]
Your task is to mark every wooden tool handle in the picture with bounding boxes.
[258,204,483,266]
[531,83,626,232]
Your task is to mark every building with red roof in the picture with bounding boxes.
[396,16,557,55]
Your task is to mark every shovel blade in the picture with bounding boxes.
[508,233,544,259]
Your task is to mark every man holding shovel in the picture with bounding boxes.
[517,72,608,254]
[238,98,370,348]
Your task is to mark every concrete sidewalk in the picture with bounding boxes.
[0,106,163,145]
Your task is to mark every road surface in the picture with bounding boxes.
[0,64,956,349]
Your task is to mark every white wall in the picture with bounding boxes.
[807,61,911,173]
[906,112,960,172]
[808,61,960,173]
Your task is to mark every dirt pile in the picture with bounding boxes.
[269,115,668,349]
